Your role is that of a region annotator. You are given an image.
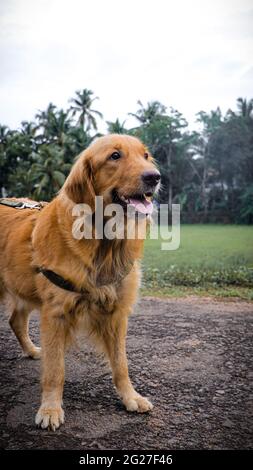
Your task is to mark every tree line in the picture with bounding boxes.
[0,89,252,223]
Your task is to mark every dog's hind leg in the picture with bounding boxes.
[9,305,41,359]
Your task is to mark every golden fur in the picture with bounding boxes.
[0,134,159,430]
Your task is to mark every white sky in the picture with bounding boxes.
[0,0,252,131]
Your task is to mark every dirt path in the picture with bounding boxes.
[0,297,252,450]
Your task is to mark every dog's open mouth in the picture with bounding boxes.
[112,189,153,215]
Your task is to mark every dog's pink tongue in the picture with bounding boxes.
[129,198,153,215]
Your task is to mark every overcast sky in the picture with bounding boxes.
[0,0,252,131]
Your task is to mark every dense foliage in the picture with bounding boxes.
[0,90,252,223]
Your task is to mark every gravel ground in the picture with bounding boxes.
[0,297,252,450]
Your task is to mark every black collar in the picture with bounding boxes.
[36,260,134,295]
[36,267,88,295]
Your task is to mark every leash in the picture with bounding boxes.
[0,198,43,210]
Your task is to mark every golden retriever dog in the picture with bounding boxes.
[0,134,161,430]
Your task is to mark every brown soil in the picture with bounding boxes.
[0,297,252,450]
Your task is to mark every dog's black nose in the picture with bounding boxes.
[142,171,161,186]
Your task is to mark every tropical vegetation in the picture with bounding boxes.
[0,90,253,223]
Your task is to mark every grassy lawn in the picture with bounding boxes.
[141,225,253,300]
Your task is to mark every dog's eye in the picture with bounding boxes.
[144,152,149,160]
[109,151,121,161]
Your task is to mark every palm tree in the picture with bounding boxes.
[8,165,35,198]
[129,100,167,125]
[31,145,71,199]
[69,89,103,131]
[20,121,37,137]
[50,109,72,147]
[65,126,96,158]
[236,97,253,119]
[35,103,58,143]
[0,125,10,145]
[36,103,57,127]
[0,125,10,194]
[106,118,127,134]
[36,104,73,146]
[196,108,223,137]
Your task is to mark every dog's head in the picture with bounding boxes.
[63,134,160,215]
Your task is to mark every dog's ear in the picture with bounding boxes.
[64,153,95,210]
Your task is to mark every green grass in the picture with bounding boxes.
[141,225,253,300]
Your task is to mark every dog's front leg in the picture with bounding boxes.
[35,308,66,430]
[104,316,153,413]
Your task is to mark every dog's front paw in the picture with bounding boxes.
[35,404,64,431]
[123,394,153,413]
